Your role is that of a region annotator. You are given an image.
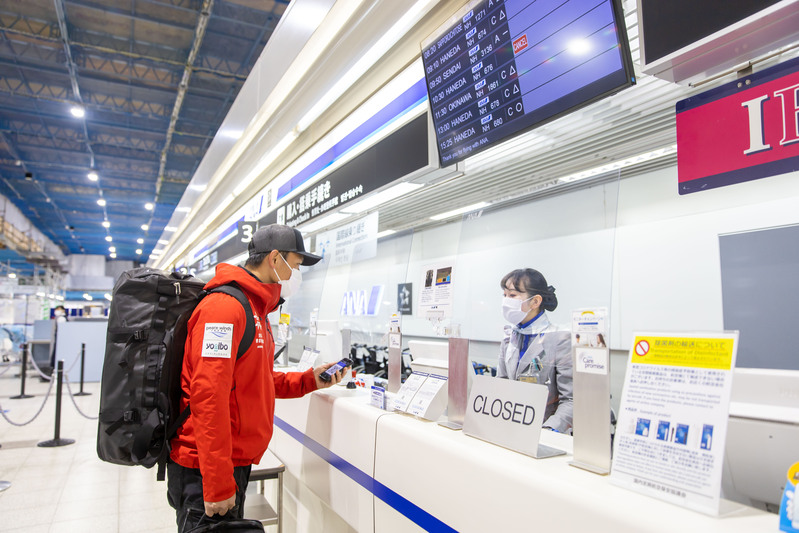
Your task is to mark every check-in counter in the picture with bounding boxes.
[271,386,776,533]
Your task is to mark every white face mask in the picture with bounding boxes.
[502,296,533,324]
[274,254,302,298]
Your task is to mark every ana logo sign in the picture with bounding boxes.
[340,285,384,316]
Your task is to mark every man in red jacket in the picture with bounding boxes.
[167,224,345,532]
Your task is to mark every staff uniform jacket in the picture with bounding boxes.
[497,312,573,433]
[169,263,317,502]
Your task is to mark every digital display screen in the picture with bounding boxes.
[422,0,634,166]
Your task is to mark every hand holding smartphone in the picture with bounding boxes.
[318,358,352,383]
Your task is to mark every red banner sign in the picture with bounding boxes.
[676,57,799,194]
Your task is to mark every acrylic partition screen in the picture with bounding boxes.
[450,175,621,368]
[273,249,330,364]
[286,215,423,364]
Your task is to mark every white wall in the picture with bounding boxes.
[612,166,799,350]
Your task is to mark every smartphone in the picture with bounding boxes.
[319,358,352,382]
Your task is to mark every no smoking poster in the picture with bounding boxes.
[610,331,739,515]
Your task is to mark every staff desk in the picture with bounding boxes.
[270,385,776,533]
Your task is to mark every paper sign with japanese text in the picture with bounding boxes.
[610,331,739,515]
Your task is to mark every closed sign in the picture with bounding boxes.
[463,375,548,458]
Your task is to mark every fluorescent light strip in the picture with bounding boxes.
[232,132,298,197]
[275,60,426,203]
[376,229,396,239]
[558,145,678,183]
[300,212,352,234]
[340,183,422,214]
[295,0,435,132]
[430,202,490,221]
[186,2,366,216]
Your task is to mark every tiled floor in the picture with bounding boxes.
[0,360,278,532]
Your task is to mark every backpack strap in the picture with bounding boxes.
[208,283,256,359]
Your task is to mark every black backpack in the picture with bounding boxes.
[97,267,255,479]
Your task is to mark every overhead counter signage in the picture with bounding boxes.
[264,114,428,229]
[676,56,799,195]
[610,332,739,515]
[315,212,378,267]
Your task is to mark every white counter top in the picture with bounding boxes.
[271,386,776,533]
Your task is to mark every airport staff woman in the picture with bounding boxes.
[497,268,573,433]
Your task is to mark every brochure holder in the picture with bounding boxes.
[387,320,402,393]
[569,345,612,474]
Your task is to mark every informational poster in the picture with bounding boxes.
[572,308,609,375]
[610,332,739,515]
[419,262,454,320]
[572,308,608,348]
[393,372,429,412]
[314,212,378,266]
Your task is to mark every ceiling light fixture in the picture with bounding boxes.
[376,229,397,239]
[141,224,149,231]
[339,183,422,214]
[8,272,17,279]
[110,253,117,259]
[97,198,106,206]
[557,145,679,184]
[102,221,110,228]
[157,239,169,245]
[83,293,93,301]
[109,246,116,253]
[136,249,142,255]
[104,293,113,301]
[87,171,98,181]
[105,236,113,242]
[145,202,154,210]
[430,202,490,221]
[70,106,85,118]
[136,238,144,244]
[164,226,176,232]
[295,0,434,133]
[300,212,352,233]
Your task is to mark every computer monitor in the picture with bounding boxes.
[719,225,799,511]
[408,340,450,376]
[722,369,799,511]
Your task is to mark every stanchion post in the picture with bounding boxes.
[74,343,91,396]
[11,342,34,399]
[37,360,75,448]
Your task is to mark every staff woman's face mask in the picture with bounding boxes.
[501,295,534,324]
[274,254,302,298]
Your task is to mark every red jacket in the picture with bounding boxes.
[169,263,317,502]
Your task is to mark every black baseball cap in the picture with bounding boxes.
[248,224,322,266]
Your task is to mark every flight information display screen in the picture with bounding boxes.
[422,0,634,166]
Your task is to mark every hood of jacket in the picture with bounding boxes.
[204,263,282,315]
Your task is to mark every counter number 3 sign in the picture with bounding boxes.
[239,221,257,243]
